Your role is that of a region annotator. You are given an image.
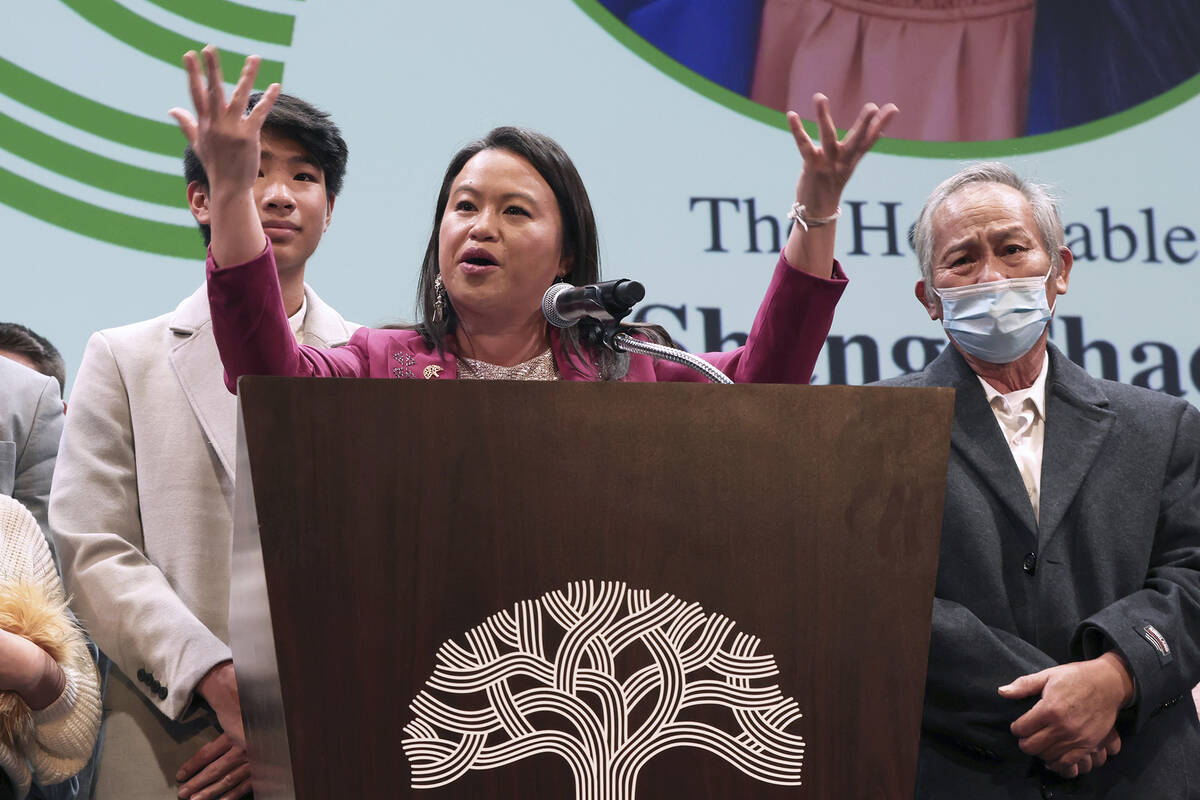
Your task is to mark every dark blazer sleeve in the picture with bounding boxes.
[1071,401,1200,731]
[889,359,1058,758]
[925,598,1058,758]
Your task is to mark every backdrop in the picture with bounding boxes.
[2,0,1198,401]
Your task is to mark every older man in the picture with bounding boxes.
[879,163,1200,798]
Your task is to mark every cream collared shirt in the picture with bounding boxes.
[978,356,1050,521]
[287,295,308,343]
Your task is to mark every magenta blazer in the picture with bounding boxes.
[207,245,846,390]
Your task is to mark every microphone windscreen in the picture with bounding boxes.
[542,283,575,328]
[613,280,645,307]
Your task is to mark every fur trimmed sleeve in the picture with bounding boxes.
[0,497,100,796]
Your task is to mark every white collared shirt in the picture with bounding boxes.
[978,356,1050,521]
[287,294,308,343]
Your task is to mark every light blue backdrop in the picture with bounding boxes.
[1,0,1197,401]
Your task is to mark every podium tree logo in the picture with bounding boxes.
[0,0,294,257]
[403,580,805,798]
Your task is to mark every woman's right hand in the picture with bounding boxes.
[169,46,279,201]
[168,46,282,269]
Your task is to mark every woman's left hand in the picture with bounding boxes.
[783,94,897,278]
[787,94,897,216]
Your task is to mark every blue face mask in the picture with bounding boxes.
[933,269,1054,364]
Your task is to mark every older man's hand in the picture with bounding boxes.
[1044,728,1121,779]
[999,652,1133,771]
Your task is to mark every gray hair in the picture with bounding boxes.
[910,162,1065,292]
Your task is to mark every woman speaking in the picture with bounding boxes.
[171,47,895,386]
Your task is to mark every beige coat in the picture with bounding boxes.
[49,283,356,799]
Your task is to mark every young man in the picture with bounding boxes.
[48,66,358,799]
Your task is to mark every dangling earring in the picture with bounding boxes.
[432,274,446,324]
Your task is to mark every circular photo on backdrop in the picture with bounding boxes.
[582,0,1200,155]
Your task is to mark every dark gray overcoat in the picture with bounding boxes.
[880,343,1200,799]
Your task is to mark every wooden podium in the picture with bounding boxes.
[229,379,954,799]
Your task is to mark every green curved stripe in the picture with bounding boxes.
[0,56,183,157]
[0,111,185,207]
[572,0,1200,159]
[59,0,284,88]
[0,165,200,258]
[143,0,295,47]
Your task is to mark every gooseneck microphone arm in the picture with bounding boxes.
[542,280,734,385]
[609,333,734,385]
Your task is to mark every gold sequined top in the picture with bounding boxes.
[457,348,559,381]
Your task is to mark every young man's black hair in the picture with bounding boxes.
[183,92,348,244]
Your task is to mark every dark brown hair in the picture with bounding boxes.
[413,126,667,380]
[0,323,65,396]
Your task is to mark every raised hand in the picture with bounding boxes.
[168,46,279,197]
[787,93,897,217]
[783,94,897,278]
[168,45,281,269]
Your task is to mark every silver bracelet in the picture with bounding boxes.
[787,202,841,233]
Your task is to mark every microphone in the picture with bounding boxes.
[542,279,645,329]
